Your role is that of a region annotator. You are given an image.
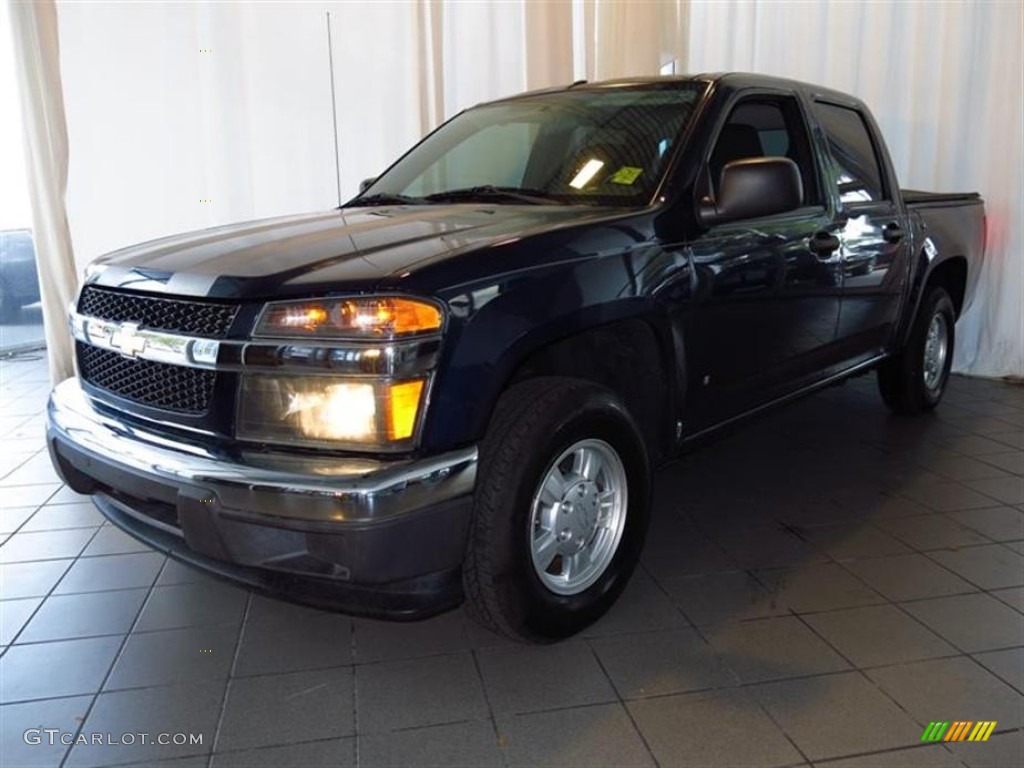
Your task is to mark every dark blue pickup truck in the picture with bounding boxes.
[48,73,985,640]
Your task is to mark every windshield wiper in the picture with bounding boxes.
[345,193,426,207]
[423,185,563,205]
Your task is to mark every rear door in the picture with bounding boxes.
[810,101,911,363]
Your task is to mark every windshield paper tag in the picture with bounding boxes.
[610,166,643,185]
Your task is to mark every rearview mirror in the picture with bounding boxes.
[699,157,803,226]
[359,177,376,193]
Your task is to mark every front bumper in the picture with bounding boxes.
[46,378,477,618]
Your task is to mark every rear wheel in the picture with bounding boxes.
[462,377,650,642]
[878,286,955,414]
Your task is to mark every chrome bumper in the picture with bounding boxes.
[46,378,477,525]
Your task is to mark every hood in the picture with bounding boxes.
[89,205,617,300]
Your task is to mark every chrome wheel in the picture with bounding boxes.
[529,438,628,596]
[923,312,949,392]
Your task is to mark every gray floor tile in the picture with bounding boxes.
[105,624,239,690]
[964,476,1024,506]
[54,552,165,594]
[950,506,1024,541]
[979,451,1024,476]
[803,604,956,668]
[947,729,1024,768]
[0,527,96,564]
[64,681,223,767]
[583,568,688,637]
[661,570,787,625]
[0,596,41,644]
[900,481,1003,513]
[844,553,976,602]
[0,695,92,768]
[704,615,850,684]
[134,581,248,632]
[19,503,104,532]
[0,506,34,534]
[477,641,616,715]
[0,484,59,509]
[212,739,355,767]
[80,525,151,557]
[500,703,655,768]
[353,610,468,664]
[0,635,122,702]
[44,486,92,505]
[990,586,1024,613]
[926,544,1024,590]
[0,559,73,599]
[592,627,734,698]
[712,525,828,569]
[361,720,502,768]
[754,562,884,613]
[216,667,354,751]
[802,524,912,561]
[356,652,489,732]
[749,671,922,761]
[814,743,962,767]
[234,608,352,677]
[878,514,991,550]
[918,451,1016,481]
[867,656,1023,727]
[628,688,803,767]
[18,589,148,643]
[156,560,223,587]
[902,593,1024,652]
[936,435,1020,457]
[972,647,1024,693]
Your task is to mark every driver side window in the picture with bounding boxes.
[703,97,821,207]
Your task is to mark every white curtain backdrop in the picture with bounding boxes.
[9,0,78,382]
[13,0,1020,380]
[687,0,1023,378]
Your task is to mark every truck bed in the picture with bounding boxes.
[902,189,982,208]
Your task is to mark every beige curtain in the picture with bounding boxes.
[10,0,77,383]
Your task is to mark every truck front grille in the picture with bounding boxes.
[78,286,238,338]
[77,342,217,415]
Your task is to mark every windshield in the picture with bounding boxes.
[350,82,707,207]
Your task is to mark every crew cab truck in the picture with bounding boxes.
[47,73,985,641]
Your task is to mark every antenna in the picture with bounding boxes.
[326,12,342,207]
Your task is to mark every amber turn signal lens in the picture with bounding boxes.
[385,379,425,440]
[256,297,442,339]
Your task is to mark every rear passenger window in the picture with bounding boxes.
[813,103,887,204]
[704,97,821,207]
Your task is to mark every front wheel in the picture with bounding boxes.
[462,377,651,642]
[877,286,955,415]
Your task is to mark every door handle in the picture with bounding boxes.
[808,231,841,257]
[883,222,904,244]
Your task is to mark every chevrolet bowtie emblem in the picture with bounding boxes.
[109,322,147,358]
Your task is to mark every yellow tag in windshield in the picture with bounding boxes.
[610,166,643,185]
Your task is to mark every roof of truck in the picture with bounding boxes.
[484,72,863,110]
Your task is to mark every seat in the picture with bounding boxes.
[709,124,764,194]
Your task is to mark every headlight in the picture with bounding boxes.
[237,374,426,450]
[255,297,443,339]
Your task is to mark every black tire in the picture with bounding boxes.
[878,286,955,415]
[462,377,651,642]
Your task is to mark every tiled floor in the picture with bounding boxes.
[1,350,1022,768]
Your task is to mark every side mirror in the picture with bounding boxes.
[699,157,803,226]
[359,177,376,193]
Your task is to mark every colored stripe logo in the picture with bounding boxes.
[921,721,997,742]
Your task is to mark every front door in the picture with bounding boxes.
[680,94,844,432]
